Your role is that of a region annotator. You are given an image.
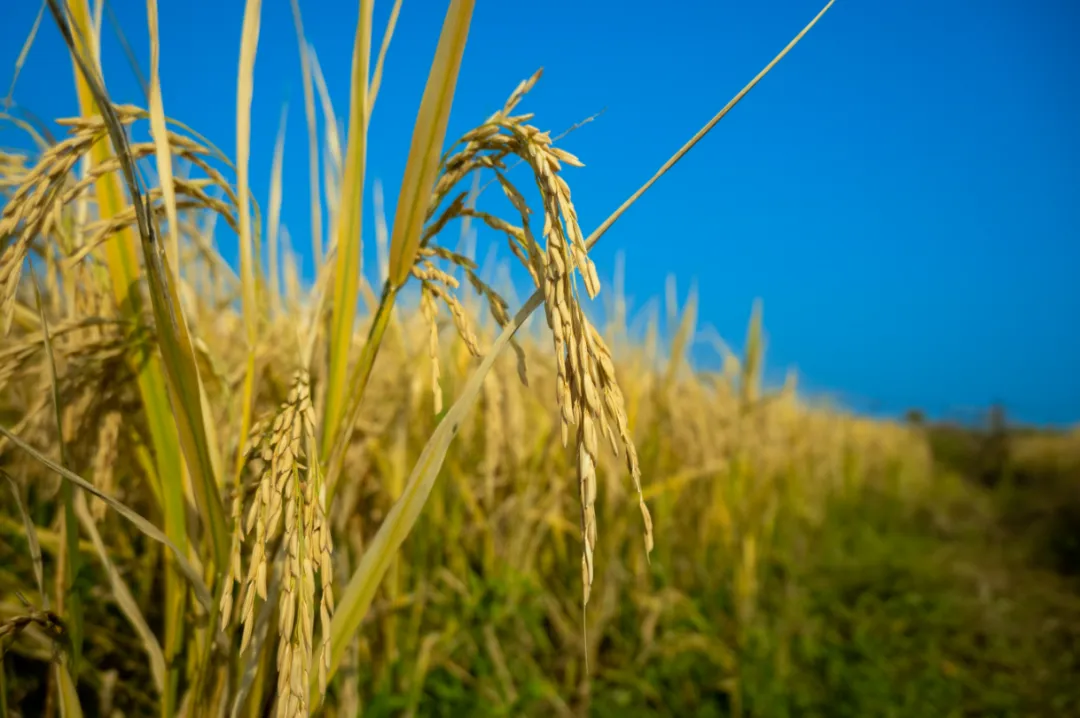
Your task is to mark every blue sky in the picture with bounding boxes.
[2,0,1078,426]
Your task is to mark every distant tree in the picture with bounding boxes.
[988,403,1007,434]
[977,402,1011,487]
[905,408,925,426]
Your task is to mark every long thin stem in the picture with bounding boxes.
[586,0,835,250]
[323,281,400,500]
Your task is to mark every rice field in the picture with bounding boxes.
[1,1,1078,716]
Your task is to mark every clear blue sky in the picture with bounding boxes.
[2,0,1078,426]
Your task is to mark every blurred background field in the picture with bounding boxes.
[2,1,1079,716]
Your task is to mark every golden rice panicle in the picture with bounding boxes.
[0,103,242,336]
[219,414,267,630]
[412,253,481,358]
[408,245,488,417]
[220,369,332,713]
[589,322,654,556]
[428,235,529,384]
[446,71,654,608]
[0,136,87,334]
[386,68,649,613]
[0,150,31,193]
[89,409,122,521]
[275,368,331,715]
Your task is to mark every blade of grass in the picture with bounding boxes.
[369,0,403,111]
[4,473,48,609]
[307,45,342,215]
[232,0,263,482]
[144,8,192,708]
[319,0,836,694]
[282,226,301,310]
[322,0,374,456]
[288,0,324,269]
[0,424,214,614]
[137,166,231,573]
[307,45,350,279]
[374,179,389,285]
[145,0,180,282]
[74,491,167,696]
[267,104,288,317]
[30,271,83,675]
[104,0,149,101]
[3,0,45,109]
[386,0,475,288]
[90,0,103,60]
[56,660,84,718]
[323,283,394,496]
[323,0,477,491]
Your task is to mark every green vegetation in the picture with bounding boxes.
[1,1,1077,716]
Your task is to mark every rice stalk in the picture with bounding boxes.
[322,0,374,462]
[267,105,288,317]
[30,271,84,677]
[287,0,323,270]
[232,0,263,486]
